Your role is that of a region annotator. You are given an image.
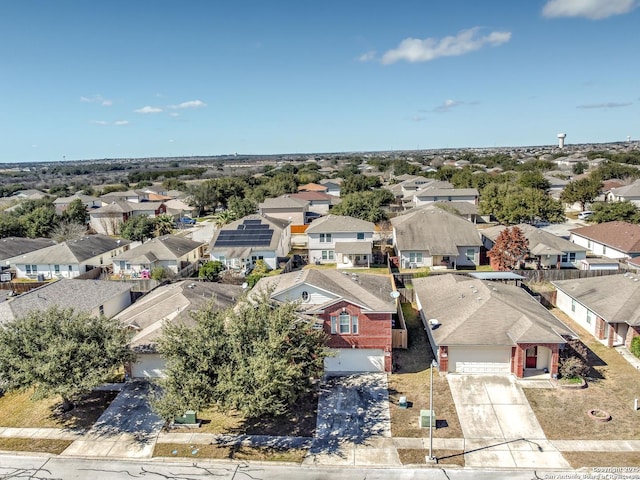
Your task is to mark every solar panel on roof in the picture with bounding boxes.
[214,227,274,248]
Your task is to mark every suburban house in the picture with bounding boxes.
[569,221,640,260]
[258,195,310,226]
[606,180,640,207]
[13,235,131,279]
[99,190,144,204]
[481,223,588,269]
[0,237,56,269]
[252,269,397,373]
[297,182,328,193]
[552,274,640,349]
[413,274,575,377]
[116,281,243,378]
[112,235,205,277]
[0,278,133,324]
[89,201,167,235]
[319,179,342,197]
[306,214,374,268]
[391,206,482,269]
[209,214,291,271]
[53,193,101,213]
[290,191,341,215]
[412,187,479,208]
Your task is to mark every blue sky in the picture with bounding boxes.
[1,0,639,162]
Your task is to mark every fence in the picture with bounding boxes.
[0,281,49,293]
[512,268,624,283]
[392,303,408,349]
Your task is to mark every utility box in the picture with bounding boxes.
[419,409,435,428]
[174,410,197,425]
[399,396,408,409]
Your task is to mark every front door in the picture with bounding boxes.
[525,346,537,369]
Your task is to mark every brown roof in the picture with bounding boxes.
[297,183,328,192]
[290,191,336,202]
[570,221,640,254]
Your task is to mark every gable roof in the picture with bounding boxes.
[610,180,640,198]
[570,221,640,254]
[552,273,640,326]
[413,274,574,346]
[113,235,203,262]
[0,237,57,261]
[0,278,133,324]
[253,269,396,314]
[414,187,479,198]
[297,182,328,192]
[210,214,290,256]
[259,195,309,210]
[15,235,131,265]
[91,200,132,214]
[115,280,244,351]
[290,191,341,204]
[53,193,99,205]
[306,214,374,234]
[482,223,587,255]
[391,206,482,254]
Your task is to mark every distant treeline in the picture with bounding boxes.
[128,167,208,183]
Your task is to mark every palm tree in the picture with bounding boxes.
[212,209,236,228]
[154,214,175,237]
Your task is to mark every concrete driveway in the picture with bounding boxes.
[61,381,164,459]
[305,373,398,466]
[447,374,570,468]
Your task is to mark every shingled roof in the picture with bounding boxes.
[570,221,640,254]
[306,214,374,234]
[113,235,203,262]
[14,235,131,265]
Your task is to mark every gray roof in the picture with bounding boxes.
[115,280,244,351]
[209,214,290,255]
[91,201,132,214]
[259,196,309,210]
[253,269,396,314]
[0,237,57,261]
[334,241,373,254]
[552,273,640,326]
[113,235,203,262]
[430,201,478,216]
[610,180,640,198]
[15,235,131,265]
[391,206,482,254]
[482,223,587,255]
[413,274,575,346]
[53,193,99,205]
[306,214,375,234]
[0,278,133,324]
[414,187,479,198]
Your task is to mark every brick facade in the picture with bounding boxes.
[625,326,640,349]
[595,317,606,340]
[512,343,560,378]
[438,346,448,373]
[321,300,393,372]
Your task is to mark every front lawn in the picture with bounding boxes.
[523,308,640,440]
[388,303,463,439]
[153,443,307,463]
[0,438,72,454]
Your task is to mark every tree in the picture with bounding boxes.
[50,221,87,242]
[63,198,89,225]
[480,184,565,225]
[246,259,270,287]
[120,215,155,242]
[560,178,603,211]
[0,306,133,411]
[153,214,175,237]
[154,295,328,421]
[572,162,587,175]
[487,226,529,271]
[198,261,225,281]
[212,209,236,228]
[0,213,25,238]
[21,204,60,238]
[227,196,257,219]
[330,190,391,222]
[590,201,640,224]
[187,181,218,216]
[518,171,550,192]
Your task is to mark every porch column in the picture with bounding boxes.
[550,344,559,377]
[438,346,448,373]
[513,345,525,377]
[607,324,615,348]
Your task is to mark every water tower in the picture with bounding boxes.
[557,133,566,148]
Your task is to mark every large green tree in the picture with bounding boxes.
[63,198,89,225]
[154,296,328,421]
[120,215,156,242]
[0,307,133,411]
[480,184,565,225]
[330,190,393,222]
[590,201,640,224]
[560,178,603,211]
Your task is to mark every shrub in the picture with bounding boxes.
[631,336,640,359]
[559,356,589,379]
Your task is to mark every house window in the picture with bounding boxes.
[320,233,332,243]
[339,312,350,334]
[321,250,334,261]
[465,248,475,261]
[351,315,358,334]
[587,240,592,249]
[330,316,337,334]
[571,299,576,313]
[26,265,37,274]
[562,252,576,263]
[586,310,594,325]
[409,252,423,264]
[119,261,126,270]
[54,265,60,273]
[301,291,309,302]
[68,265,73,272]
[99,305,104,316]
[357,232,365,240]
[603,246,607,255]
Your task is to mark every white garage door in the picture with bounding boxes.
[324,348,385,373]
[131,354,166,379]
[448,346,511,374]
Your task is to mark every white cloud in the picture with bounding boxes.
[90,120,109,125]
[134,105,163,114]
[435,99,463,113]
[542,0,636,19]
[380,27,511,65]
[358,50,377,62]
[114,120,129,125]
[577,101,632,109]
[168,100,207,110]
[169,112,180,118]
[80,94,112,106]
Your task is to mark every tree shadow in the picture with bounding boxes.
[47,390,119,432]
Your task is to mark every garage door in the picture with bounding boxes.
[324,348,385,373]
[131,354,166,379]
[448,346,511,374]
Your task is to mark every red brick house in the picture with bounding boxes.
[252,269,396,372]
[413,274,576,378]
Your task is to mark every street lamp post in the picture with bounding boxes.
[428,359,437,463]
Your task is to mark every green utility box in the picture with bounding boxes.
[419,409,435,428]
[175,410,197,425]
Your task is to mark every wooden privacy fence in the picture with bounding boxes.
[513,268,624,283]
[392,302,408,349]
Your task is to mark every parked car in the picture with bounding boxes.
[578,211,593,220]
[179,217,197,225]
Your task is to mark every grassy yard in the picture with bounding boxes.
[154,443,307,463]
[523,308,640,440]
[0,389,117,430]
[388,303,463,439]
[0,438,72,454]
[397,448,465,466]
[562,452,640,468]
